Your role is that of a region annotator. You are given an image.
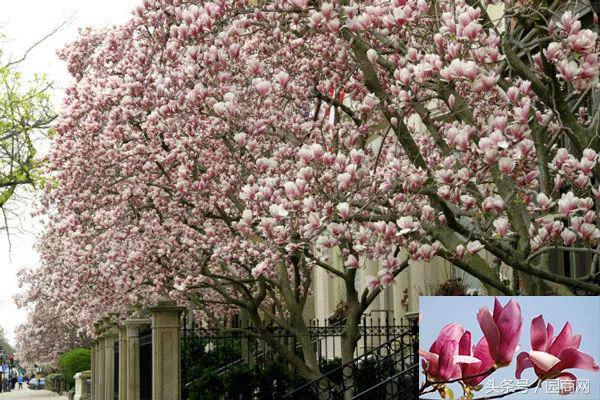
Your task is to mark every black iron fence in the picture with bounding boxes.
[283,322,418,400]
[180,316,418,400]
[139,328,152,400]
[114,340,119,400]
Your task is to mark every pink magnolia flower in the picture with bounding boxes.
[253,79,271,97]
[337,202,350,219]
[456,244,466,259]
[498,157,515,175]
[366,48,378,64]
[536,192,555,211]
[558,192,579,217]
[397,216,419,235]
[365,275,380,291]
[466,240,484,255]
[577,223,600,242]
[459,332,495,386]
[415,243,434,261]
[493,218,511,237]
[292,0,308,10]
[420,323,480,381]
[379,271,394,287]
[344,255,358,269]
[568,29,597,55]
[477,298,522,366]
[482,195,504,213]
[516,315,599,391]
[275,71,290,89]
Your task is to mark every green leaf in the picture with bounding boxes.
[445,387,455,400]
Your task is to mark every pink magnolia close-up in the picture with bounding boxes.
[420,297,600,399]
[419,323,477,381]
[516,315,600,393]
[477,298,522,366]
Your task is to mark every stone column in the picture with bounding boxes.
[74,371,91,400]
[118,326,128,400]
[97,334,106,400]
[90,341,97,400]
[150,298,184,400]
[124,319,150,400]
[104,324,119,400]
[79,371,92,400]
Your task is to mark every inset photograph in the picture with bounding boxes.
[419,296,600,399]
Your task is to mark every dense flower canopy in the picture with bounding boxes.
[15,0,600,364]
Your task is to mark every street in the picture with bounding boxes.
[0,384,67,399]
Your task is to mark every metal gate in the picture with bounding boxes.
[114,341,119,400]
[139,328,152,400]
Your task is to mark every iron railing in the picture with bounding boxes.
[180,316,417,399]
[282,321,418,400]
[351,364,418,400]
[114,340,119,400]
[139,328,152,400]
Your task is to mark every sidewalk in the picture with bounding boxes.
[0,384,68,399]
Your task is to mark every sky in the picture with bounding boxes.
[0,0,140,346]
[420,296,600,400]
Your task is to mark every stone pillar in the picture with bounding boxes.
[97,334,106,400]
[124,319,150,400]
[119,326,128,400]
[104,324,119,400]
[74,370,91,400]
[90,341,97,400]
[80,371,92,400]
[150,298,184,400]
[74,372,83,400]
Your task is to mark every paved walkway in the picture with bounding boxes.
[0,384,68,399]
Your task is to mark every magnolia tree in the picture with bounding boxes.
[14,301,90,364]
[19,0,600,384]
[419,298,600,399]
[14,260,98,364]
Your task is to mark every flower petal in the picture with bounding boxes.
[438,340,460,381]
[515,351,534,379]
[548,322,579,356]
[551,347,600,373]
[419,349,439,378]
[530,315,547,352]
[571,334,581,350]
[463,337,495,386]
[546,323,555,352]
[430,323,465,354]
[493,297,503,322]
[453,355,481,364]
[529,350,561,372]
[459,330,471,356]
[473,337,494,367]
[477,307,500,361]
[495,299,522,364]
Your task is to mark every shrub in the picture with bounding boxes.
[58,348,91,388]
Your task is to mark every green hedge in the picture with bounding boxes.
[58,348,91,388]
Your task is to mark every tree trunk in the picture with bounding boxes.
[340,300,362,400]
